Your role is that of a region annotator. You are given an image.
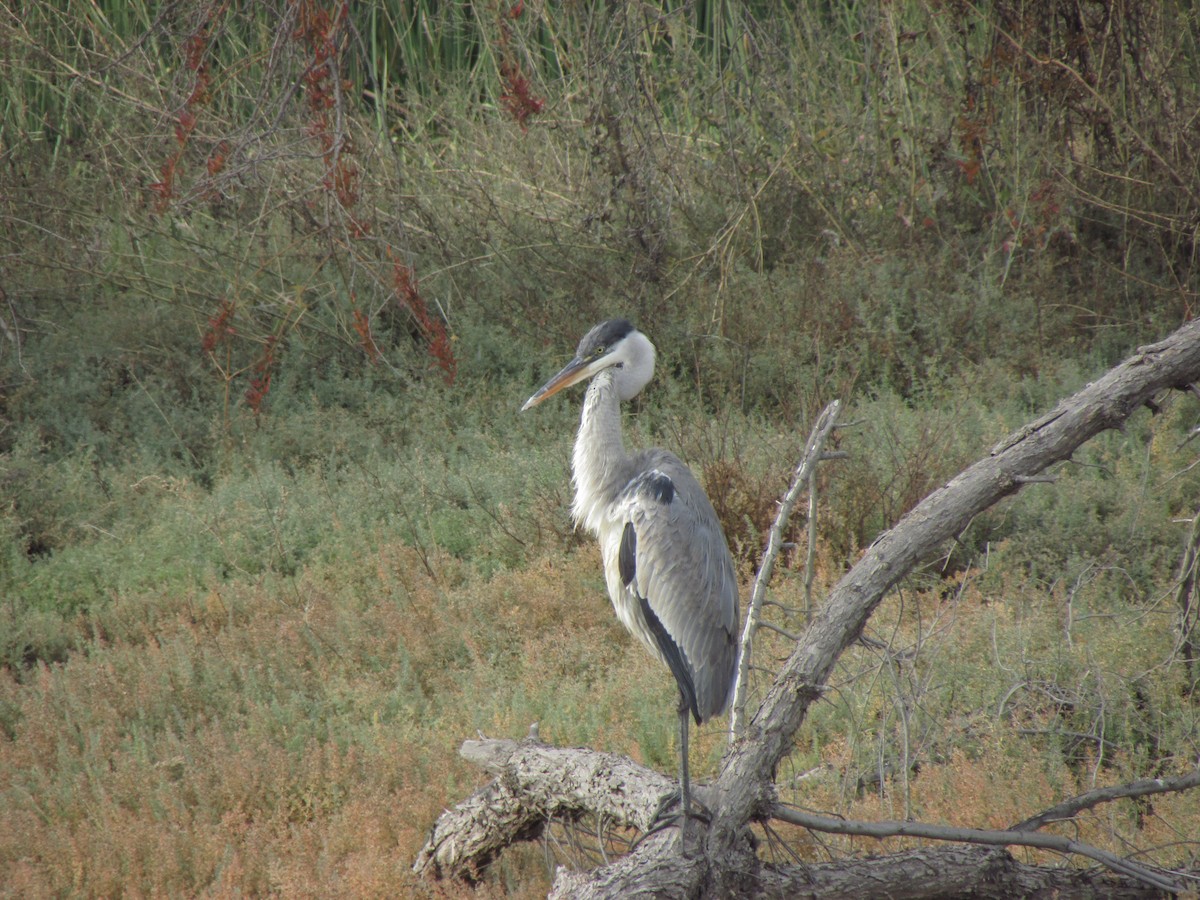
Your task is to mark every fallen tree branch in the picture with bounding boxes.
[769,805,1183,893]
[730,846,1182,900]
[413,735,675,880]
[548,831,1193,899]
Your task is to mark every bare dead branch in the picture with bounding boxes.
[1011,768,1200,832]
[770,804,1183,893]
[758,620,801,642]
[731,400,841,737]
[708,320,1200,875]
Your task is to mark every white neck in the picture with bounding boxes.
[572,371,627,535]
[569,328,656,535]
[610,330,656,401]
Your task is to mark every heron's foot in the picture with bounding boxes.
[632,791,712,857]
[651,789,713,828]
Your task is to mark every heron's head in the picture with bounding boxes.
[522,319,655,410]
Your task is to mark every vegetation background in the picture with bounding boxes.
[2,1,1198,895]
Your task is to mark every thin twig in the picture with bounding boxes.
[763,599,803,614]
[758,620,801,642]
[731,399,841,738]
[1174,506,1200,683]
[804,464,818,618]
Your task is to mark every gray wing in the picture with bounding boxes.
[610,451,739,724]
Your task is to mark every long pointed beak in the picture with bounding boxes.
[522,355,596,411]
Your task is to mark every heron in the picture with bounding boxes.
[522,318,739,851]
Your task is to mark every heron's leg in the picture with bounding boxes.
[678,692,692,856]
[636,696,707,854]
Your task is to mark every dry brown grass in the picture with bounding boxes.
[0,541,751,895]
[765,564,1200,872]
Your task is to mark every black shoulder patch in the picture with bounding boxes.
[635,470,674,505]
[619,521,637,587]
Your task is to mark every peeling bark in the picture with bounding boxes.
[739,846,1174,900]
[413,737,676,880]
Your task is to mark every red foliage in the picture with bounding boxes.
[206,140,230,177]
[352,308,382,364]
[149,4,227,213]
[149,157,177,211]
[955,110,987,185]
[244,335,279,414]
[495,3,545,130]
[167,2,451,408]
[499,61,545,130]
[201,299,237,353]
[290,0,361,214]
[175,109,198,146]
[289,3,448,383]
[389,256,456,384]
[244,375,270,413]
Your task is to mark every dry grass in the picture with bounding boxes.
[0,542,749,896]
[764,564,1200,872]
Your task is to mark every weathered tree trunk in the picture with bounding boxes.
[555,844,1174,900]
[415,317,1200,897]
